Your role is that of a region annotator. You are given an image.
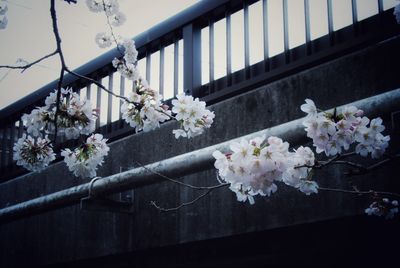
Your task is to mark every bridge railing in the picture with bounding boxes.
[0,0,398,182]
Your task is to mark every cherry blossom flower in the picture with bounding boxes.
[85,0,103,13]
[0,14,7,29]
[300,99,390,158]
[110,11,126,27]
[300,99,317,116]
[394,3,400,24]
[171,94,215,139]
[102,0,119,16]
[121,79,171,132]
[21,88,96,140]
[13,135,55,172]
[61,133,109,178]
[0,2,7,15]
[213,136,290,204]
[298,180,318,195]
[95,32,112,48]
[365,198,399,219]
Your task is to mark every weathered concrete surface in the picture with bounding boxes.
[0,36,400,267]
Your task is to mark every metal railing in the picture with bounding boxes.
[0,0,398,182]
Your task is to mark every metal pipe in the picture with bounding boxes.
[1,89,400,223]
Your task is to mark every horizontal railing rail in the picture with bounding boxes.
[0,0,398,182]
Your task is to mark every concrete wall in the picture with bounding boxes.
[0,36,400,267]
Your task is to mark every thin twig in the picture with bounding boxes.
[102,0,125,56]
[65,68,132,103]
[150,183,228,212]
[0,50,58,73]
[329,160,367,170]
[134,160,229,190]
[66,68,176,120]
[319,187,400,199]
[344,153,400,176]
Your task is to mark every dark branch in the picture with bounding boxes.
[50,0,66,143]
[134,160,229,190]
[344,153,400,176]
[65,68,132,103]
[319,187,400,199]
[0,51,58,73]
[150,183,228,212]
[65,68,175,120]
[102,0,125,56]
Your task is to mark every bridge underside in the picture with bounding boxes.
[47,215,400,268]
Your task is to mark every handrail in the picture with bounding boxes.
[1,88,399,224]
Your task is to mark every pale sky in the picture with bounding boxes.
[0,0,397,111]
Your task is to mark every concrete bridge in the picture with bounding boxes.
[0,1,400,267]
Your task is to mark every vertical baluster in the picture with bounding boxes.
[2,127,8,172]
[96,78,102,129]
[183,23,202,97]
[351,0,358,24]
[209,18,215,93]
[107,71,113,130]
[244,1,250,77]
[283,0,290,63]
[226,10,232,86]
[262,0,270,71]
[86,84,91,100]
[18,118,23,138]
[173,39,179,96]
[304,0,312,55]
[159,45,165,97]
[146,51,151,84]
[351,0,359,36]
[378,0,383,13]
[327,0,334,45]
[8,122,15,170]
[119,76,125,122]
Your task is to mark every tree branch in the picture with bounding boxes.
[134,160,229,190]
[319,187,400,199]
[344,153,400,176]
[65,67,133,103]
[150,183,228,212]
[50,0,66,143]
[0,51,58,73]
[102,0,125,56]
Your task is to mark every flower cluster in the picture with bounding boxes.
[61,133,109,178]
[87,0,127,48]
[282,146,318,195]
[112,38,140,81]
[394,3,400,24]
[86,0,119,15]
[95,32,112,48]
[213,135,318,204]
[172,94,215,139]
[0,1,8,30]
[365,198,399,219]
[22,88,96,140]
[13,134,56,172]
[301,99,390,158]
[121,79,171,132]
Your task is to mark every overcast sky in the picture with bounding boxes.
[0,0,397,110]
